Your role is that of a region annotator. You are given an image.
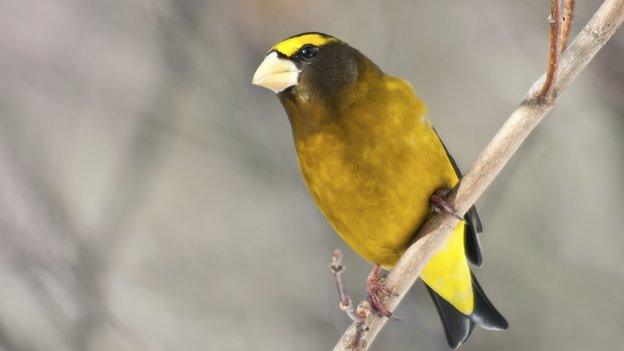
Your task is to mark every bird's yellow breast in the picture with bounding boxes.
[287,76,474,314]
[292,77,456,265]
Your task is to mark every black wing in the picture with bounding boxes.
[433,129,484,266]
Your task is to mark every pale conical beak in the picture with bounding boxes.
[252,52,300,93]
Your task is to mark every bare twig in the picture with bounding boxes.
[329,249,367,323]
[330,249,371,349]
[539,0,563,99]
[561,0,576,51]
[333,1,624,350]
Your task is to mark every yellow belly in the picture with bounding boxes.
[294,121,474,314]
[287,75,474,315]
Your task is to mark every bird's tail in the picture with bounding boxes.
[425,271,508,349]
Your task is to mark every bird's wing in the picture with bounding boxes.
[433,129,484,266]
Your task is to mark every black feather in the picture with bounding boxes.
[463,206,483,266]
[425,272,507,349]
[469,272,508,330]
[425,284,474,349]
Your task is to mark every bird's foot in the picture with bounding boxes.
[366,264,398,319]
[430,188,463,221]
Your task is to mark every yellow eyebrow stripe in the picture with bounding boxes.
[271,33,336,57]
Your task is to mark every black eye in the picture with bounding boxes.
[299,45,318,60]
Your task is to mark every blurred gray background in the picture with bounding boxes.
[1,1,623,350]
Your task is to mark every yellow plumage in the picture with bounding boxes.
[285,71,473,314]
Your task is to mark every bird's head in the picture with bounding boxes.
[252,33,379,102]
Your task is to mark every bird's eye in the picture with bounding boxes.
[299,45,318,60]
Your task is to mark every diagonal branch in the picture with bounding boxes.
[333,0,624,350]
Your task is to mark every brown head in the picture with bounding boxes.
[252,33,383,117]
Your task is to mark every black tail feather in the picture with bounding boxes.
[425,273,507,348]
[425,284,474,349]
[470,272,508,330]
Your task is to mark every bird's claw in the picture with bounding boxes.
[378,277,399,297]
[430,188,464,221]
[366,265,398,319]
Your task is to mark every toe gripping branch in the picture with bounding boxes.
[330,251,403,349]
[430,188,464,221]
[366,265,400,320]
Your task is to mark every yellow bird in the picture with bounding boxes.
[252,32,507,348]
